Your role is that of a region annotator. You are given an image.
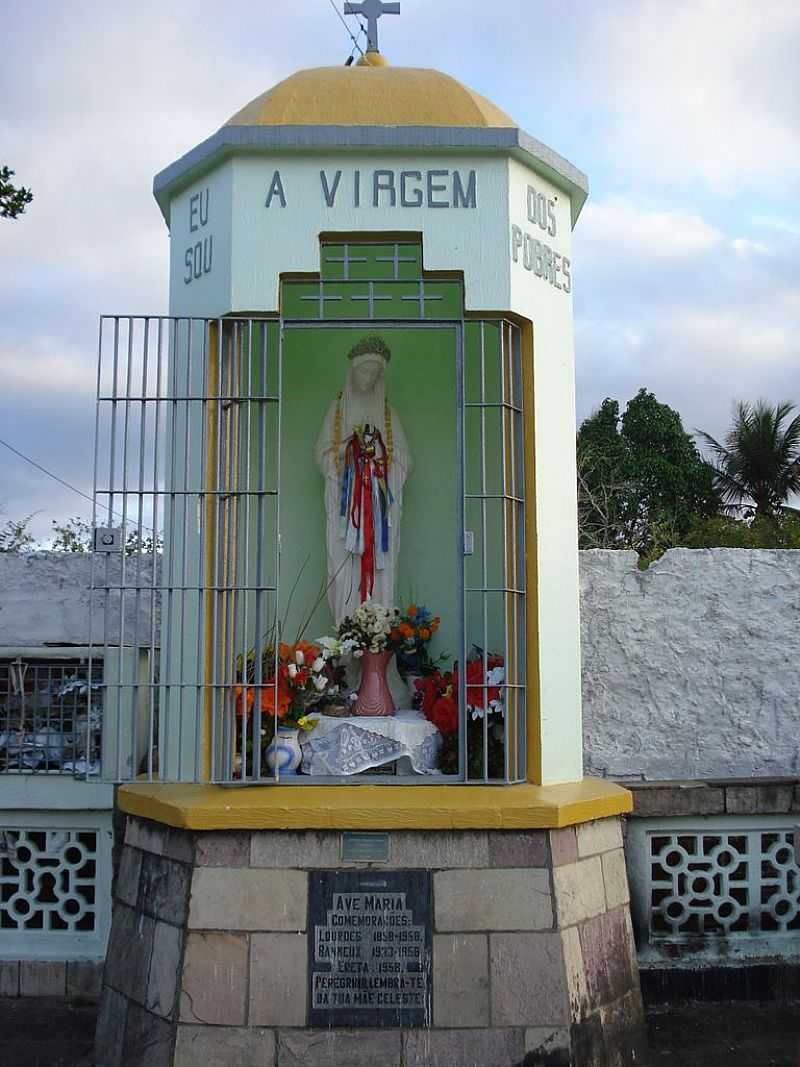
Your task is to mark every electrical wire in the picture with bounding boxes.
[325,0,366,59]
[0,435,155,534]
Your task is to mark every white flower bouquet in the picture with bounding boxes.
[328,599,400,656]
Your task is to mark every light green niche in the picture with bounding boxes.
[276,325,461,663]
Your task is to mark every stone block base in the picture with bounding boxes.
[96,816,647,1066]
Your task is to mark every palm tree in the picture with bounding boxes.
[697,401,800,519]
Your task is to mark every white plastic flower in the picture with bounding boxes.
[287,663,298,679]
[295,649,305,666]
[317,635,337,656]
[313,675,328,692]
[312,656,325,673]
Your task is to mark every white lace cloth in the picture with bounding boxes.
[300,709,441,776]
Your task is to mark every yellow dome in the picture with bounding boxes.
[225,64,516,129]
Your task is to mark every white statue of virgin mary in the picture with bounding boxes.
[316,337,412,623]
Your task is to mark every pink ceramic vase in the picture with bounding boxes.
[352,650,396,717]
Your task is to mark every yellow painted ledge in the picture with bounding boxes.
[117,778,631,832]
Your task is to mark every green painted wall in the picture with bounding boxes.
[278,326,460,662]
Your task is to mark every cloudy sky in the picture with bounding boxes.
[1,0,798,539]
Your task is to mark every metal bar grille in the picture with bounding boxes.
[0,657,103,775]
[91,314,527,784]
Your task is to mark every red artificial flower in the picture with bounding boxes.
[416,670,459,736]
[459,657,502,709]
[429,694,458,736]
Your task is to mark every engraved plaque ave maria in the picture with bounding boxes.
[308,870,432,1027]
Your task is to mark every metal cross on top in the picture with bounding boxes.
[344,0,400,54]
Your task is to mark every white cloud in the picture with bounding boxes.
[583,0,800,191]
[0,343,94,396]
[575,200,800,441]
[1,0,798,529]
[579,200,723,263]
[425,0,800,196]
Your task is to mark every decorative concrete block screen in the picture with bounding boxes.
[624,780,800,976]
[0,813,113,962]
[627,816,800,965]
[580,549,800,780]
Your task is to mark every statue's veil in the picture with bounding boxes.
[339,354,388,441]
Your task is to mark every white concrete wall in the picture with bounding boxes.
[581,548,800,781]
[0,553,157,647]
[4,549,797,782]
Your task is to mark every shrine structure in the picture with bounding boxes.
[94,9,645,1065]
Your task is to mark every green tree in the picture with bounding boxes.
[0,515,35,552]
[0,166,33,219]
[577,389,719,555]
[0,515,161,554]
[697,400,800,520]
[50,516,92,552]
[682,513,800,549]
[51,516,162,555]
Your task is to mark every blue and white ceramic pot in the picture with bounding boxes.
[264,725,303,777]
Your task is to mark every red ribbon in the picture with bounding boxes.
[347,429,389,604]
[360,462,375,601]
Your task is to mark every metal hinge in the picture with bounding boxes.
[93,527,122,553]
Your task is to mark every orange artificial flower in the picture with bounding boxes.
[406,604,418,617]
[260,683,292,719]
[293,640,321,666]
[399,622,414,638]
[235,682,292,719]
[420,628,431,641]
[234,685,255,716]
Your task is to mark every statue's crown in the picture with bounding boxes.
[348,336,391,362]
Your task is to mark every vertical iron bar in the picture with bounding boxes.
[273,324,285,780]
[506,322,518,781]
[242,320,254,784]
[479,322,489,782]
[456,322,467,783]
[116,318,134,780]
[230,322,244,783]
[194,321,209,781]
[87,317,104,779]
[499,322,511,784]
[514,324,526,781]
[106,318,120,779]
[129,317,149,781]
[176,318,194,779]
[160,317,181,781]
[147,317,164,780]
[209,321,223,780]
[253,324,268,781]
